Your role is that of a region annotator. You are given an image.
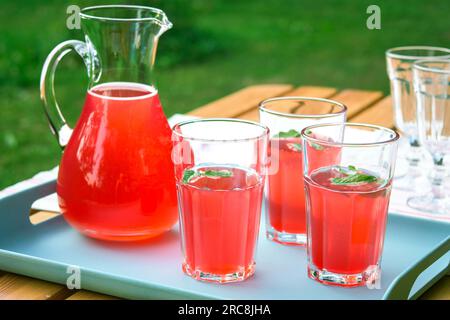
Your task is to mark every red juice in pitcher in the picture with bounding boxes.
[178,165,263,281]
[305,166,391,279]
[267,137,340,242]
[57,82,178,241]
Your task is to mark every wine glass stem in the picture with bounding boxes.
[405,143,421,169]
[429,161,447,200]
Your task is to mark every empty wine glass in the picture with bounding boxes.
[408,59,450,215]
[386,46,450,191]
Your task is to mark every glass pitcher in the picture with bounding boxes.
[39,5,178,241]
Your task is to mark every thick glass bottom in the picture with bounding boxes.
[308,263,380,288]
[182,262,256,284]
[266,228,306,246]
[64,214,175,242]
[78,228,168,241]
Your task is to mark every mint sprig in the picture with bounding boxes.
[274,129,324,151]
[331,165,378,185]
[203,170,233,178]
[182,169,233,184]
[182,170,196,184]
[303,129,324,150]
[287,143,302,152]
[309,141,324,151]
[331,174,377,185]
[273,130,302,151]
[274,129,301,138]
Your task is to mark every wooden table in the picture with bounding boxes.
[1,84,448,300]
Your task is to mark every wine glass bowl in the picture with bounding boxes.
[408,59,450,215]
[385,46,450,191]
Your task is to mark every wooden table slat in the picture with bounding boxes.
[330,89,384,119]
[238,86,338,121]
[349,96,395,128]
[419,276,450,300]
[66,290,118,300]
[0,273,70,300]
[187,84,293,118]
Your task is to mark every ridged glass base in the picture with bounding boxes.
[182,262,256,284]
[266,228,307,246]
[308,264,380,288]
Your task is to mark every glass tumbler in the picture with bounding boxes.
[386,46,450,191]
[172,118,269,283]
[408,59,450,215]
[259,97,346,245]
[302,123,399,287]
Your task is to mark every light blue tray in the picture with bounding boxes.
[0,179,448,299]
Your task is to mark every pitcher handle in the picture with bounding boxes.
[40,40,89,148]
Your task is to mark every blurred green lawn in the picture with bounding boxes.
[0,0,449,188]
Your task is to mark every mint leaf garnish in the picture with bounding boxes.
[182,170,196,184]
[331,174,378,185]
[303,129,323,150]
[337,165,357,175]
[287,143,302,152]
[309,141,324,151]
[182,169,233,183]
[274,129,301,138]
[331,165,378,185]
[203,170,233,178]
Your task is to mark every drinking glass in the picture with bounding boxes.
[408,59,450,215]
[302,123,399,287]
[259,97,347,245]
[386,46,450,191]
[172,118,269,283]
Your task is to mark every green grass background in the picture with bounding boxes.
[0,0,449,188]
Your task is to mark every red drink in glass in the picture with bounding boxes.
[302,123,399,287]
[259,97,347,245]
[267,138,305,236]
[172,118,269,283]
[58,82,178,241]
[267,137,341,240]
[178,165,263,282]
[305,166,391,284]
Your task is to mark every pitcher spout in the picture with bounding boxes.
[154,8,173,36]
[78,5,173,87]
